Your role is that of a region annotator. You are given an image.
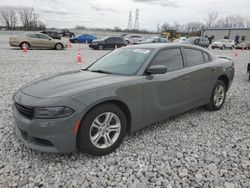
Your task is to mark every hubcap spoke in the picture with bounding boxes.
[92,131,102,144]
[104,134,112,147]
[108,124,120,132]
[104,113,113,124]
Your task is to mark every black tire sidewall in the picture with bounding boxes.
[77,103,127,156]
[207,80,226,111]
[56,43,63,50]
[21,42,30,49]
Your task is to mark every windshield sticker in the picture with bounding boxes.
[134,49,150,54]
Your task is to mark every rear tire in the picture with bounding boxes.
[98,44,104,50]
[20,42,30,50]
[206,80,226,111]
[77,103,127,156]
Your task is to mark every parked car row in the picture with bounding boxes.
[9,31,250,51]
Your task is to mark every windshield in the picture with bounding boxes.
[145,37,158,42]
[184,38,196,43]
[97,36,109,41]
[88,48,152,75]
[217,39,225,42]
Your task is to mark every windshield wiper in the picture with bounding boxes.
[90,69,112,74]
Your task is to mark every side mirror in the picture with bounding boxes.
[147,65,167,75]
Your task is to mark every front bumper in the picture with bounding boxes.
[13,91,85,153]
[211,45,222,49]
[89,43,98,48]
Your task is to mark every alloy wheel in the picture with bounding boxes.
[89,112,121,149]
[213,85,225,107]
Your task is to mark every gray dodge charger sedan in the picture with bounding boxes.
[13,44,234,156]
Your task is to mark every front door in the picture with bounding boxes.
[143,48,189,123]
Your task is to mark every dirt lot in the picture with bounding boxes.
[0,34,249,188]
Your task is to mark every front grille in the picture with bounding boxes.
[15,103,34,119]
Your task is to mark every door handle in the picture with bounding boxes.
[182,75,190,81]
[211,67,217,71]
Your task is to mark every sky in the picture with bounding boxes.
[1,0,250,31]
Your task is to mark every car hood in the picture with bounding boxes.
[213,41,223,45]
[20,70,132,99]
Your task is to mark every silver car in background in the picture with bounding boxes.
[123,34,144,44]
[211,39,235,50]
[13,44,234,156]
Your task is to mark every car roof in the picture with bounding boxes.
[124,43,208,50]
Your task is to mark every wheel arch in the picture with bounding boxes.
[78,99,132,133]
[217,75,229,91]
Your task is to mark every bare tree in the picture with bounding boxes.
[185,22,204,33]
[18,7,38,30]
[161,22,171,32]
[0,6,18,30]
[204,12,218,28]
[215,15,245,28]
[244,16,250,27]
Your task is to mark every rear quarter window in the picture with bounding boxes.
[203,52,211,63]
[184,48,205,67]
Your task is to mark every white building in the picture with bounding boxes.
[201,28,250,43]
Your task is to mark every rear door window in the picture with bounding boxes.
[184,48,205,67]
[151,48,184,72]
[28,34,39,38]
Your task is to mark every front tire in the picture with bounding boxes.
[55,43,63,50]
[206,80,226,111]
[77,103,127,156]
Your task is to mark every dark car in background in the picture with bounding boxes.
[184,37,210,48]
[69,34,96,43]
[235,41,250,50]
[62,29,75,37]
[89,36,127,50]
[40,30,61,40]
[134,36,168,44]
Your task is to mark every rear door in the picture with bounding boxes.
[182,48,216,107]
[143,48,190,123]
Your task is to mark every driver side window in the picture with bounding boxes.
[151,48,184,72]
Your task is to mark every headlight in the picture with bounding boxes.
[33,106,74,119]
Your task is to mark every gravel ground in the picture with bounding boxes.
[0,35,250,188]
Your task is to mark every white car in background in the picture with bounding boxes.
[123,34,144,44]
[174,37,187,43]
[211,39,235,50]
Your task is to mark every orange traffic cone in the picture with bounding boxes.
[235,51,238,57]
[68,42,72,48]
[77,49,82,64]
